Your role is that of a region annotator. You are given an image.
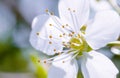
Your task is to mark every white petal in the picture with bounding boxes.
[30,14,69,55]
[48,55,78,78]
[111,46,120,55]
[80,51,119,78]
[90,0,112,12]
[58,0,89,33]
[85,10,120,49]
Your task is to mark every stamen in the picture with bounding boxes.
[49,35,52,38]
[50,14,73,33]
[50,12,54,15]
[49,41,52,44]
[66,24,68,26]
[63,52,79,63]
[49,24,53,26]
[68,8,77,32]
[45,9,73,34]
[45,9,49,13]
[72,32,75,34]
[44,60,47,63]
[73,10,76,12]
[68,8,71,11]
[63,33,66,36]
[68,33,73,37]
[62,41,65,44]
[36,32,40,35]
[62,25,65,28]
[59,34,63,37]
[39,50,78,64]
[54,49,56,52]
[38,60,40,63]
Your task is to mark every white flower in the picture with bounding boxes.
[30,0,120,78]
[90,0,112,12]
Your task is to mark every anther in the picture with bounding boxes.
[69,33,73,37]
[49,24,53,26]
[44,60,47,63]
[54,49,56,52]
[50,12,54,15]
[73,10,76,12]
[49,41,52,44]
[49,35,52,38]
[72,32,75,34]
[62,41,65,44]
[58,52,62,55]
[66,24,69,26]
[62,61,65,63]
[63,44,68,48]
[36,32,40,35]
[63,33,66,36]
[45,9,49,13]
[62,25,65,28]
[68,8,71,11]
[59,34,63,37]
[38,60,40,63]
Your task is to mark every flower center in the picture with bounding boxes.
[69,33,92,56]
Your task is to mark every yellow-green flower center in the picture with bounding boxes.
[69,34,92,56]
[68,25,92,56]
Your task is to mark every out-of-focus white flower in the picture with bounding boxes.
[18,0,58,24]
[90,0,112,12]
[0,3,16,42]
[30,0,120,78]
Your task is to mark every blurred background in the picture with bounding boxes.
[0,0,120,78]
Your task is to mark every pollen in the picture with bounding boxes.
[62,41,65,44]
[62,25,65,28]
[49,35,52,38]
[38,60,40,63]
[66,24,68,26]
[69,33,73,37]
[58,52,62,55]
[54,49,56,52]
[49,41,52,44]
[68,8,71,11]
[63,33,66,36]
[59,34,63,37]
[72,32,75,34]
[49,24,53,26]
[73,10,76,12]
[44,60,47,63]
[45,9,49,13]
[36,32,40,35]
[63,44,68,48]
[50,12,54,15]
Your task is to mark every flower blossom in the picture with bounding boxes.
[30,0,120,78]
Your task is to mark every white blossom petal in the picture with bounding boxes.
[48,55,78,78]
[90,0,112,12]
[30,14,69,55]
[80,51,119,78]
[85,10,120,49]
[58,0,89,33]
